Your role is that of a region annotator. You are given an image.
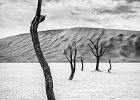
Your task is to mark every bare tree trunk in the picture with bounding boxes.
[30,0,55,100]
[108,59,112,73]
[95,57,100,71]
[80,57,84,71]
[69,69,75,80]
[88,31,110,72]
[69,47,77,80]
[69,62,76,80]
[69,62,74,80]
[64,43,77,80]
[81,62,84,71]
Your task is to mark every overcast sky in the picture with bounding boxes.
[0,0,140,39]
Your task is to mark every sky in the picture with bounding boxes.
[0,0,140,39]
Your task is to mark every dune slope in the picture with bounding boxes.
[0,27,140,63]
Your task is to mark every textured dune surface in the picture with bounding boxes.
[0,27,140,63]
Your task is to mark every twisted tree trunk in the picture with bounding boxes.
[108,58,112,73]
[30,0,55,100]
[69,61,74,80]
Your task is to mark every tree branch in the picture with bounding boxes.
[64,49,71,62]
[96,31,104,46]
[99,41,107,56]
[99,44,110,57]
[69,45,73,62]
[89,39,97,50]
[88,44,97,57]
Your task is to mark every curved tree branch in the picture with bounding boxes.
[88,44,97,57]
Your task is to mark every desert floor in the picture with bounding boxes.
[0,63,140,100]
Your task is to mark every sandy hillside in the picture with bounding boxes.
[0,27,140,63]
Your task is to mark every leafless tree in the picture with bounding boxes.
[30,0,55,100]
[88,31,110,71]
[64,42,77,80]
[80,56,84,71]
[108,58,112,73]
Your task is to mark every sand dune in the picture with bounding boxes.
[0,27,140,63]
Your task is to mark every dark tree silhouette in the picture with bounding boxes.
[80,56,84,71]
[108,58,112,73]
[30,0,55,100]
[64,42,77,80]
[88,31,110,71]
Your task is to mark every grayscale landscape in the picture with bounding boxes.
[0,0,140,100]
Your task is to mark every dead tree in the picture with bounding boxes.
[80,56,84,71]
[108,58,112,73]
[30,0,55,100]
[88,31,110,71]
[64,42,77,80]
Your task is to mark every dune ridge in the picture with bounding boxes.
[0,27,140,63]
